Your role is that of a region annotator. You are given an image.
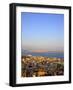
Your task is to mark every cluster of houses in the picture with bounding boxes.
[21,55,64,77]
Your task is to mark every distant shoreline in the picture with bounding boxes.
[22,52,64,58]
[22,55,64,59]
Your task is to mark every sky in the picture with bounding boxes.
[21,12,64,52]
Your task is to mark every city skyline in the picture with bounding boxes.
[21,12,64,53]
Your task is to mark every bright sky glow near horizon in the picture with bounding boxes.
[21,12,64,52]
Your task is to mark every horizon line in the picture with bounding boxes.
[22,49,64,53]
